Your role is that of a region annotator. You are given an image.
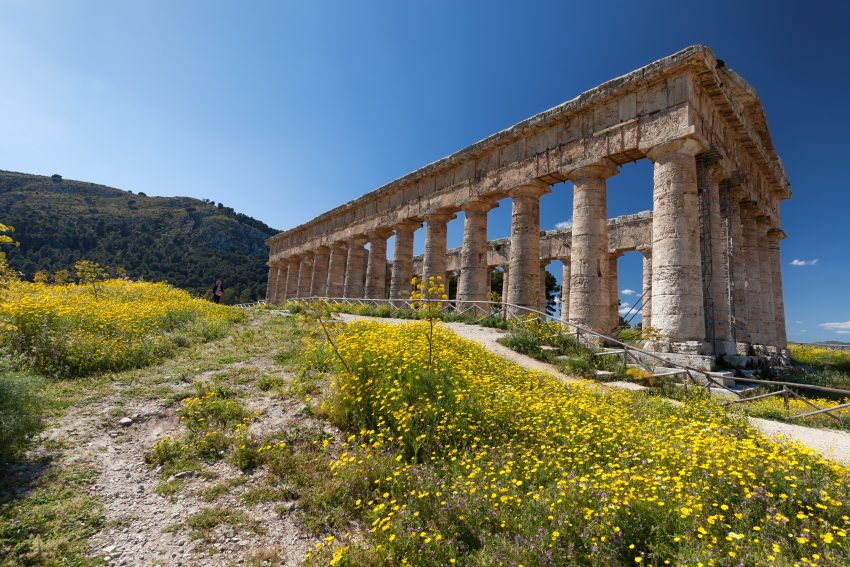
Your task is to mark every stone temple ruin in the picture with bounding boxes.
[266,46,790,368]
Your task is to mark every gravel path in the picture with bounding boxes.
[340,314,850,466]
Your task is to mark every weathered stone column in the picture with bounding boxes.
[740,203,764,346]
[389,220,420,304]
[646,138,706,350]
[343,238,367,299]
[266,264,279,302]
[757,217,777,349]
[501,264,510,314]
[296,253,314,299]
[285,256,299,299]
[365,229,392,299]
[608,252,620,331]
[325,243,348,298]
[560,258,570,324]
[458,200,495,310]
[566,160,617,332]
[422,211,455,286]
[728,186,750,350]
[768,229,788,350]
[273,260,288,303]
[705,164,734,354]
[310,247,330,298]
[640,250,652,330]
[539,261,549,313]
[507,182,550,313]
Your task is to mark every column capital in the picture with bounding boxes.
[636,244,652,258]
[345,235,369,247]
[393,219,422,232]
[367,228,393,240]
[314,245,330,255]
[462,198,499,214]
[300,250,315,259]
[506,180,550,199]
[422,210,457,223]
[755,216,773,230]
[767,228,787,242]
[646,135,708,162]
[565,158,619,183]
[329,240,348,251]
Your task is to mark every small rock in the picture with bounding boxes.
[119,417,133,427]
[174,471,193,479]
[102,545,117,553]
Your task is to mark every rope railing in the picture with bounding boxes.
[263,295,850,422]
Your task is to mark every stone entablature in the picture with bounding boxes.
[266,45,791,358]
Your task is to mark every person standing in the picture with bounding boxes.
[212,279,224,303]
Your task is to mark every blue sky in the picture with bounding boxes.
[2,1,848,342]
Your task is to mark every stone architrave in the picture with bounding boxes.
[285,256,299,299]
[640,250,652,330]
[310,247,330,298]
[389,220,420,304]
[560,258,571,324]
[756,217,777,349]
[296,253,314,298]
[326,243,348,298]
[365,229,392,299]
[506,182,550,313]
[646,137,707,349]
[767,229,788,349]
[422,211,455,288]
[343,238,368,299]
[458,200,496,310]
[567,160,617,332]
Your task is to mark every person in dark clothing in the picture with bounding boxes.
[212,279,224,303]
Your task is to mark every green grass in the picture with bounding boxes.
[0,372,43,463]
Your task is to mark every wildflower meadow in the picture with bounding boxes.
[306,320,849,566]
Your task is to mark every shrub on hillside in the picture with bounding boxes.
[0,372,43,463]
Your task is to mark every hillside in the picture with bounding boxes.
[0,170,277,303]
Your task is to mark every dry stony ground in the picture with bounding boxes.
[1,310,336,567]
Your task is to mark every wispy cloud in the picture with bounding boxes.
[790,259,818,266]
[618,303,633,316]
[621,288,637,296]
[820,321,850,333]
[555,219,572,230]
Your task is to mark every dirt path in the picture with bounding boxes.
[340,314,850,466]
[37,355,319,566]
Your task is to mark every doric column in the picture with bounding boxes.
[566,160,617,332]
[365,229,392,299]
[704,164,734,354]
[310,247,330,298]
[728,186,750,349]
[739,202,763,346]
[326,243,348,298]
[422,211,455,286]
[389,220,420,304]
[458,200,496,309]
[646,137,707,349]
[640,250,652,330]
[343,238,368,299]
[273,260,287,303]
[757,217,777,349]
[501,264,510,312]
[296,253,314,298]
[285,256,299,299]
[266,264,279,303]
[507,182,550,313]
[560,258,571,324]
[768,229,788,350]
[540,261,551,314]
[608,252,620,332]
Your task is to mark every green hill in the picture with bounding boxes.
[1,170,277,303]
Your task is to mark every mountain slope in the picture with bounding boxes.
[1,170,277,303]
